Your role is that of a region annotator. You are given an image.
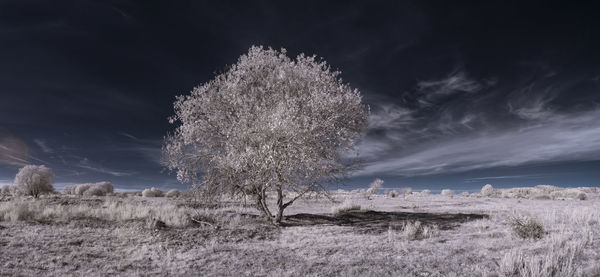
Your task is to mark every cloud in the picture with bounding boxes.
[464,174,545,182]
[119,132,140,140]
[0,130,50,167]
[33,139,54,153]
[355,109,600,177]
[508,83,557,120]
[417,70,483,104]
[75,158,136,177]
[368,104,414,129]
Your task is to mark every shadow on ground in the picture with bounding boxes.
[282,210,488,233]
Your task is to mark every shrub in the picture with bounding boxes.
[331,199,361,215]
[94,181,114,194]
[390,221,439,241]
[387,190,398,198]
[0,184,19,196]
[74,184,92,195]
[142,187,165,197]
[401,187,413,197]
[1,202,35,221]
[481,184,494,197]
[65,182,114,196]
[441,189,455,197]
[366,178,384,194]
[421,189,431,196]
[511,216,544,239]
[83,186,106,197]
[62,184,77,195]
[14,165,55,198]
[166,189,181,198]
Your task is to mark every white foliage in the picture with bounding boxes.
[367,178,384,194]
[64,182,114,196]
[401,187,413,197]
[1,184,19,196]
[165,189,181,198]
[75,184,92,195]
[481,184,495,197]
[14,165,55,198]
[441,189,455,197]
[162,46,368,222]
[142,187,165,198]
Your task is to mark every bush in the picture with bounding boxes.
[441,189,455,197]
[387,190,398,198]
[401,187,413,197]
[74,184,92,195]
[481,184,494,197]
[94,181,114,194]
[0,184,19,196]
[366,178,384,194]
[1,202,35,221]
[142,187,165,197]
[166,189,181,198]
[511,216,544,239]
[14,165,55,198]
[421,189,431,196]
[389,221,439,241]
[83,186,106,196]
[331,199,361,215]
[64,182,114,196]
[62,184,77,195]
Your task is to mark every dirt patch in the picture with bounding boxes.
[283,210,488,233]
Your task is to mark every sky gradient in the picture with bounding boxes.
[1,1,599,191]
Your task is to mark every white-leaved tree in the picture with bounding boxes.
[163,46,369,224]
[14,165,55,198]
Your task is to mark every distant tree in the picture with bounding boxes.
[14,165,55,198]
[367,178,384,194]
[163,46,369,224]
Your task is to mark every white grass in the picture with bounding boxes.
[331,198,361,215]
[0,187,599,276]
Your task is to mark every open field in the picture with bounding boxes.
[1,189,599,276]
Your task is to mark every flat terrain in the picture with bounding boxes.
[0,189,599,276]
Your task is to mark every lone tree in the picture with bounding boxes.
[14,165,55,198]
[163,46,369,224]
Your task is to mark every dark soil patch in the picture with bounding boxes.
[283,210,488,233]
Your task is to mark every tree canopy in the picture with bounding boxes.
[163,46,369,223]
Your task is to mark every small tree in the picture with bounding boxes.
[163,46,369,224]
[367,178,384,194]
[14,165,55,198]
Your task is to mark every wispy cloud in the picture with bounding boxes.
[355,109,600,176]
[75,158,136,177]
[508,83,557,120]
[0,132,48,167]
[33,139,54,153]
[119,132,140,140]
[464,174,545,182]
[417,70,483,105]
[368,104,414,130]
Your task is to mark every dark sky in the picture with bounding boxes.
[1,0,600,191]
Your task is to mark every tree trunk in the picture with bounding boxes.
[256,192,272,220]
[275,185,284,224]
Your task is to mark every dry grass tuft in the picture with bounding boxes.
[388,221,439,241]
[331,199,361,215]
[511,216,545,240]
